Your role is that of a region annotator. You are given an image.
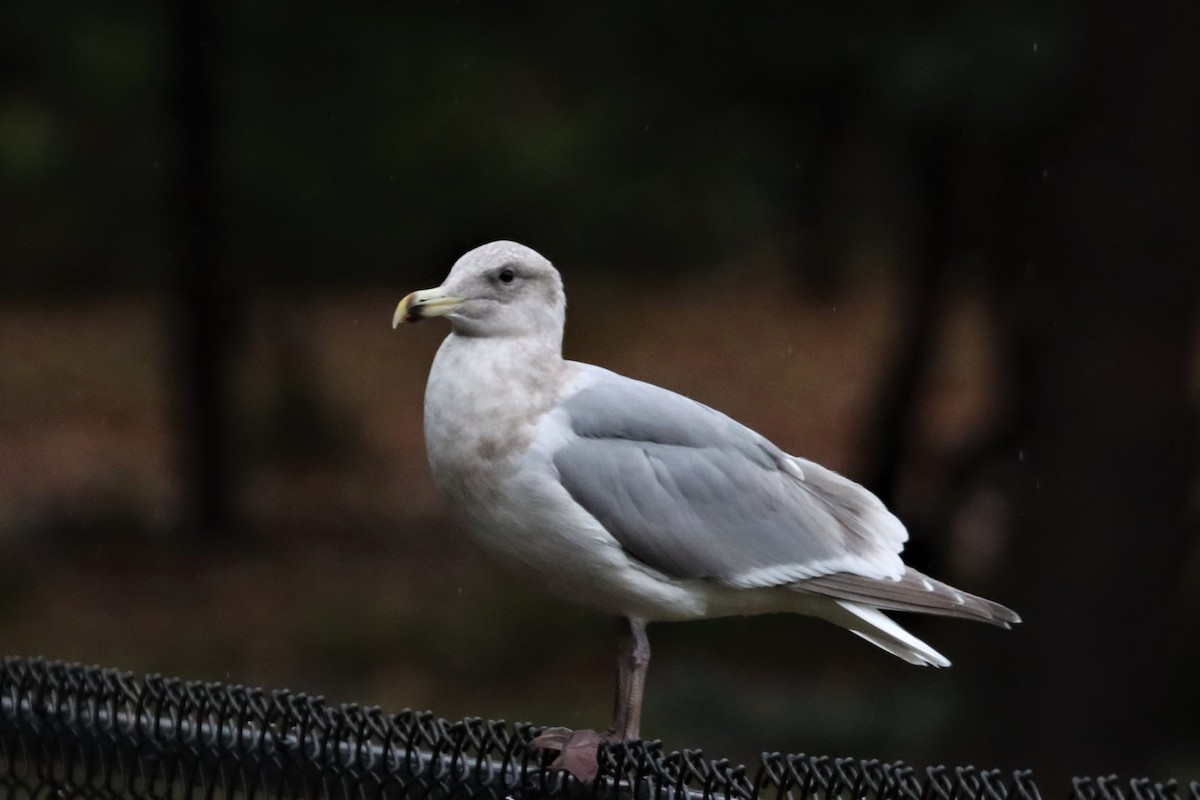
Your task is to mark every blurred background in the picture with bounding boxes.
[1,0,1198,787]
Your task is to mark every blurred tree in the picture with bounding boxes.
[169,0,238,537]
[860,118,953,511]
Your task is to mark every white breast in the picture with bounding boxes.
[421,336,706,619]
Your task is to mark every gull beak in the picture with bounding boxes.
[392,287,465,328]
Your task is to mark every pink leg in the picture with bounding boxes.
[612,617,650,740]
[533,617,651,781]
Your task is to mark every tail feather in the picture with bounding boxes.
[801,568,1020,628]
[832,601,951,667]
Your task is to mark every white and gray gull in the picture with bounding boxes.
[392,240,1018,780]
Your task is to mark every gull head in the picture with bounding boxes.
[393,241,565,339]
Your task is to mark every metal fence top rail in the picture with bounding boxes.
[0,656,1195,800]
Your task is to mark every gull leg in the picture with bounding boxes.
[611,616,650,740]
[533,616,651,781]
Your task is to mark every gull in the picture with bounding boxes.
[392,241,1018,780]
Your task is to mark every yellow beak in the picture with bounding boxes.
[392,288,465,328]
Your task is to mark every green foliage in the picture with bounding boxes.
[0,3,1069,292]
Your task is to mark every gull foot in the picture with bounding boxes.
[532,727,614,782]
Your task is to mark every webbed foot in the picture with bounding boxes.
[532,726,614,782]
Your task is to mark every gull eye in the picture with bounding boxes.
[498,267,516,284]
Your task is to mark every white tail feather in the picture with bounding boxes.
[834,601,951,667]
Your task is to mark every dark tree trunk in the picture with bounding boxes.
[170,0,238,537]
[861,122,954,515]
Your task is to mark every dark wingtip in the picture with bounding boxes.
[987,601,1022,627]
[800,569,1022,629]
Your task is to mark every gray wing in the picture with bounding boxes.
[551,370,907,587]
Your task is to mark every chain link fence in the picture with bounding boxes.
[1,657,1195,800]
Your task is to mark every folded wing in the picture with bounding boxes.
[551,369,908,588]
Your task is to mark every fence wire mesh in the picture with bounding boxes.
[0,657,1194,800]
